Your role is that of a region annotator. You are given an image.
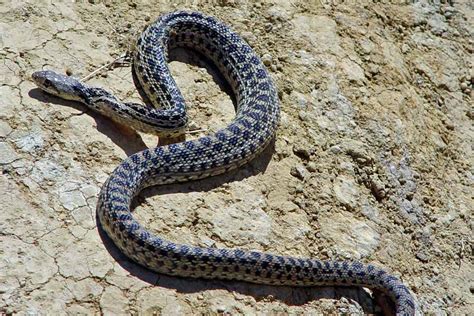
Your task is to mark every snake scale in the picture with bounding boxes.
[32,11,416,315]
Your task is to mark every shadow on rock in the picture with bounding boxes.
[29,87,149,156]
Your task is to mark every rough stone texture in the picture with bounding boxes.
[1,0,472,315]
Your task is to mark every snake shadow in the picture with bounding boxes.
[95,140,392,315]
[28,87,148,156]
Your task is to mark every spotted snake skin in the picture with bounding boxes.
[32,11,416,315]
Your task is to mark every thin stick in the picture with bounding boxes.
[186,128,208,135]
[80,53,128,82]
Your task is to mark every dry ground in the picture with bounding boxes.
[0,0,472,314]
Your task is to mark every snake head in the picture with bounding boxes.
[32,70,84,102]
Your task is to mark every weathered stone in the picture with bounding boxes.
[59,188,87,211]
[290,164,310,180]
[319,212,380,259]
[0,142,18,164]
[333,175,360,208]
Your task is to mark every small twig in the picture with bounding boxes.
[80,53,128,82]
[186,128,208,135]
[105,17,127,40]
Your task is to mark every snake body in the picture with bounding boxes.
[32,11,415,315]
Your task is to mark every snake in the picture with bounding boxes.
[31,11,416,315]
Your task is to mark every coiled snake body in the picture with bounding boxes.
[32,11,415,315]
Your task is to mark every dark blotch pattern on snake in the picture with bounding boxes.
[32,11,416,315]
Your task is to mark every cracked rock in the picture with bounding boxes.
[59,189,87,211]
[100,286,129,315]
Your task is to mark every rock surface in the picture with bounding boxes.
[1,1,472,314]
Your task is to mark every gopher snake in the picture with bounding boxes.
[32,11,415,315]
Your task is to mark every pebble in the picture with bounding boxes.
[216,306,227,313]
[290,164,310,180]
[306,161,317,172]
[293,144,311,160]
[188,121,200,131]
[416,251,430,263]
[241,31,257,44]
[443,6,455,19]
[261,53,273,66]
